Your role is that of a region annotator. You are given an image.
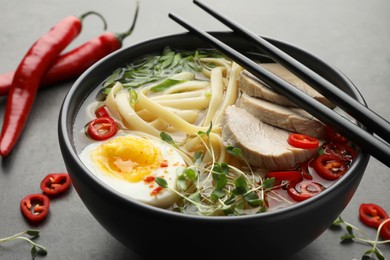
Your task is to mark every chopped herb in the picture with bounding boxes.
[149,78,185,92]
[102,47,222,90]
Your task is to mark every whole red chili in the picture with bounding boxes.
[87,117,118,141]
[380,219,390,240]
[0,11,107,157]
[40,173,72,196]
[313,154,348,180]
[359,203,389,229]
[287,180,325,202]
[20,194,50,223]
[0,2,140,96]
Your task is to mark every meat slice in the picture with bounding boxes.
[236,93,326,139]
[238,63,335,108]
[221,105,320,170]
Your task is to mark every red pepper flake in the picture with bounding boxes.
[144,176,155,183]
[150,186,163,196]
[160,160,169,168]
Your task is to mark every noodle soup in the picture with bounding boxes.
[74,47,356,216]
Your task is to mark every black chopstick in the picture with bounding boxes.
[193,0,390,145]
[168,13,390,168]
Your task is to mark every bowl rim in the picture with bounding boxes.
[59,31,370,221]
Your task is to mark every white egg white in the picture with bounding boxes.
[79,133,186,208]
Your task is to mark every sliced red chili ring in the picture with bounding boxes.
[287,180,325,202]
[300,160,313,180]
[323,142,356,164]
[287,133,319,149]
[20,194,50,223]
[313,154,348,180]
[324,126,348,143]
[95,105,110,118]
[40,173,72,196]
[87,117,117,141]
[359,203,389,229]
[266,171,303,187]
[380,219,390,240]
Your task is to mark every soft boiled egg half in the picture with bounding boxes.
[79,132,186,208]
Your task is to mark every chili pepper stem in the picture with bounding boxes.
[79,11,108,30]
[115,0,140,42]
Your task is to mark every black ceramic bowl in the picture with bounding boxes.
[58,32,370,259]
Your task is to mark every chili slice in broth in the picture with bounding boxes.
[313,154,348,180]
[287,180,325,202]
[266,171,303,187]
[287,133,319,149]
[87,117,117,141]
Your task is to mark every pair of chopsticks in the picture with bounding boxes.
[169,0,390,168]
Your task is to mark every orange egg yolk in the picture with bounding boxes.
[91,136,162,182]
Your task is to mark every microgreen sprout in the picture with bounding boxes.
[156,126,276,216]
[331,216,390,259]
[0,229,47,259]
[160,132,178,149]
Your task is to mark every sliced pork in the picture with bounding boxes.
[238,63,335,109]
[221,105,321,171]
[236,93,326,139]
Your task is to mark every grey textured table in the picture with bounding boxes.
[1,0,389,259]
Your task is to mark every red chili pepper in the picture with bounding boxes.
[300,160,313,180]
[287,180,325,202]
[313,154,348,180]
[87,117,118,141]
[40,173,72,196]
[0,2,140,96]
[359,203,389,229]
[266,170,302,187]
[380,219,390,240]
[0,11,106,157]
[287,133,319,149]
[95,105,111,118]
[20,194,50,223]
[323,142,356,164]
[324,126,348,143]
